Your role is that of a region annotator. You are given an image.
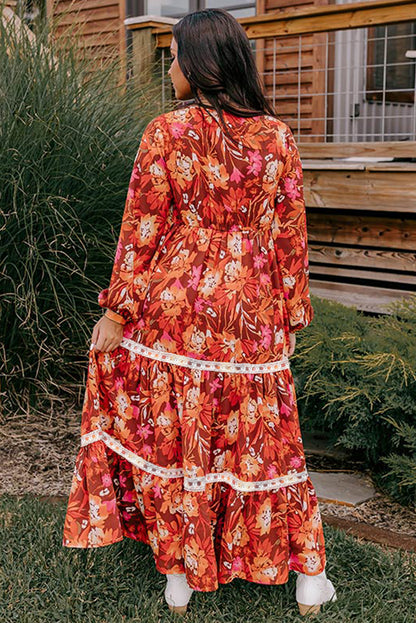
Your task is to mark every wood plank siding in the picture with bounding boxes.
[46,0,126,76]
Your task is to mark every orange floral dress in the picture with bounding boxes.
[62,104,326,591]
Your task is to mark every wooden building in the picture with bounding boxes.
[45,0,126,68]
[5,0,416,312]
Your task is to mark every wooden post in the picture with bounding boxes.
[124,16,176,91]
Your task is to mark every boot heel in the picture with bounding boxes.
[168,604,188,615]
[298,602,321,616]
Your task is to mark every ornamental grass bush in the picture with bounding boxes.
[0,3,164,421]
[293,295,416,508]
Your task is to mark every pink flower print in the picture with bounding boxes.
[119,472,128,487]
[137,424,152,439]
[142,444,152,456]
[254,254,267,270]
[187,265,202,290]
[231,557,243,572]
[284,177,300,200]
[280,402,290,416]
[194,298,206,313]
[230,167,244,183]
[290,456,303,469]
[153,483,162,498]
[171,122,187,138]
[259,273,271,287]
[104,498,117,513]
[247,150,262,175]
[123,490,135,503]
[260,325,272,349]
[245,238,253,253]
[115,377,124,390]
[102,473,112,487]
[267,464,278,478]
[209,377,222,393]
[114,239,123,263]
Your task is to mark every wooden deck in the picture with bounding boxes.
[301,155,416,312]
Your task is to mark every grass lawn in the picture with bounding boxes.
[1,494,415,623]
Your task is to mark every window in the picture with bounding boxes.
[145,0,256,19]
[366,23,416,104]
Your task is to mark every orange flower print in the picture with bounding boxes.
[203,155,229,189]
[262,159,280,193]
[252,555,278,583]
[183,325,207,354]
[160,285,187,318]
[256,499,272,535]
[138,213,158,244]
[298,549,323,574]
[240,453,261,477]
[200,270,222,297]
[225,413,239,444]
[167,151,194,188]
[184,538,210,577]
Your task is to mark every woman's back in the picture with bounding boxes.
[160,104,287,232]
[101,104,312,365]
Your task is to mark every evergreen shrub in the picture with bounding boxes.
[293,295,416,508]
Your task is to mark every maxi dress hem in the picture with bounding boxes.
[62,343,326,593]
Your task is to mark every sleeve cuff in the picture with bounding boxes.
[104,309,127,325]
[288,300,314,332]
[98,289,128,325]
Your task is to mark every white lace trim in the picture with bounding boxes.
[120,337,290,374]
[81,429,308,493]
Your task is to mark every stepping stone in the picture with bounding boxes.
[308,470,377,507]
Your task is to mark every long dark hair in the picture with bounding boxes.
[172,9,277,134]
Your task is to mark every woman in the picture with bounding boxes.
[62,8,337,617]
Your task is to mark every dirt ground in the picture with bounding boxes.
[1,414,415,538]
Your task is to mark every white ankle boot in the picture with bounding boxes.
[164,573,194,614]
[296,569,337,616]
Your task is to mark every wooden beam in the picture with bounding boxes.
[240,0,416,39]
[310,264,416,285]
[303,170,416,212]
[54,0,118,13]
[154,0,416,47]
[299,141,416,159]
[309,244,416,273]
[307,213,416,250]
[310,279,415,312]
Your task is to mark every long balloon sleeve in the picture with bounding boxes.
[98,117,174,324]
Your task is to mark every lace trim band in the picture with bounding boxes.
[120,338,290,374]
[81,429,308,493]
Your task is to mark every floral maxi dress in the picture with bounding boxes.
[62,104,326,592]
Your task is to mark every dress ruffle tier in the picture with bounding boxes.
[63,344,326,592]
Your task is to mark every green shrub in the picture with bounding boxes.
[0,4,163,420]
[293,295,416,508]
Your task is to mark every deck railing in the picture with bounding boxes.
[126,0,416,154]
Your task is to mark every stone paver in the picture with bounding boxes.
[309,471,377,506]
